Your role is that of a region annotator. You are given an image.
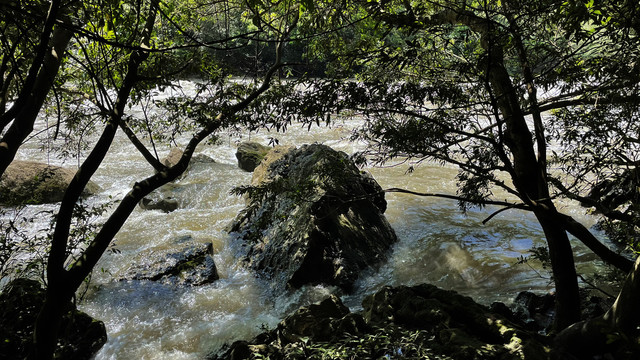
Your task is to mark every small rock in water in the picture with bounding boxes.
[139,196,179,212]
[119,236,219,286]
[139,182,184,212]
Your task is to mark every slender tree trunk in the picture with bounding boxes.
[0,25,73,176]
[535,209,582,330]
[481,30,582,329]
[30,2,160,357]
[29,281,74,360]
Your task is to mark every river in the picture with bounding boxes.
[8,82,610,359]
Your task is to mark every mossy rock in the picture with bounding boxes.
[229,144,396,293]
[362,284,551,360]
[0,161,100,205]
[210,285,551,360]
[235,142,273,172]
[0,278,107,360]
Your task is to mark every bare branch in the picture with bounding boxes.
[384,187,529,210]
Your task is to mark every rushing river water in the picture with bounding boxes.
[7,83,612,359]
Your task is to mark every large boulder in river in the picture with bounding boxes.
[228,144,397,292]
[235,142,271,172]
[0,161,100,205]
[0,278,107,360]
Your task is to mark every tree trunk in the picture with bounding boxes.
[0,25,73,176]
[535,209,582,330]
[29,281,74,360]
[30,2,160,357]
[480,26,582,329]
[553,256,640,358]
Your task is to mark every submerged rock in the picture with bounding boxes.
[139,183,182,212]
[209,284,550,360]
[139,196,180,212]
[235,142,271,172]
[162,148,216,170]
[139,150,216,212]
[120,236,218,286]
[0,278,107,360]
[0,161,100,205]
[228,144,397,292]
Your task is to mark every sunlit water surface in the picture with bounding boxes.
[8,82,610,359]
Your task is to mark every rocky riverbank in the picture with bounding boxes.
[0,279,107,360]
[209,284,551,360]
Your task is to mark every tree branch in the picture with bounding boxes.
[119,120,166,172]
[384,187,530,210]
[558,213,633,272]
[549,177,638,225]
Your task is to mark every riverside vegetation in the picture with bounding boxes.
[1,0,640,359]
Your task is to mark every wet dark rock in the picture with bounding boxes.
[209,295,369,360]
[209,284,550,360]
[139,183,181,212]
[0,278,107,360]
[363,285,516,342]
[0,161,100,205]
[511,291,556,332]
[120,236,218,286]
[235,142,271,172]
[139,195,180,212]
[276,295,365,343]
[139,182,191,213]
[228,144,397,292]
